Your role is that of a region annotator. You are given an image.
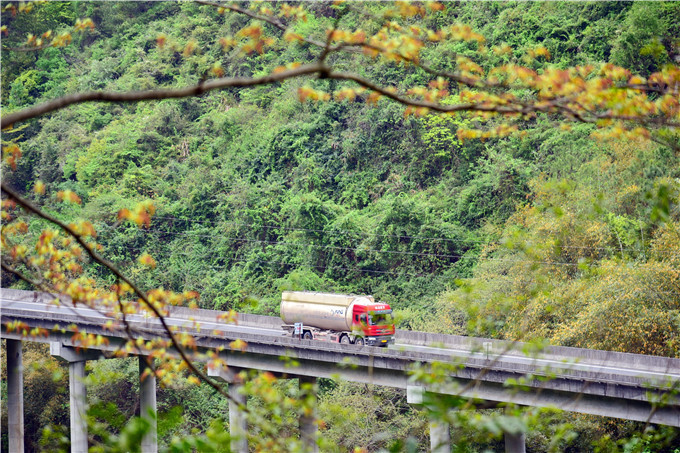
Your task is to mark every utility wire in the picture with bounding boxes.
[96,243,680,296]
[142,215,490,245]
[103,215,678,255]
[98,243,680,296]
[98,223,679,262]
[99,239,613,269]
[111,227,475,260]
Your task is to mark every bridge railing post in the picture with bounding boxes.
[7,339,25,453]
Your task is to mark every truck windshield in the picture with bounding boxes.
[368,312,393,326]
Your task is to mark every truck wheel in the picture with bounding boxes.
[355,337,365,346]
[340,335,351,345]
[302,331,313,340]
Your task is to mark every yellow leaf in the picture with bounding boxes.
[284,31,303,43]
[138,253,157,269]
[210,62,225,78]
[156,34,167,49]
[56,190,82,205]
[218,309,238,324]
[229,338,247,352]
[33,180,46,195]
[218,37,235,50]
[187,375,201,385]
[183,39,198,57]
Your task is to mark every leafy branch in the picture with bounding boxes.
[1,181,233,401]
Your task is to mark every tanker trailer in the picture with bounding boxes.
[280,291,395,346]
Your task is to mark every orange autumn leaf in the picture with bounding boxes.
[56,190,82,205]
[138,252,157,269]
[156,33,167,49]
[229,338,247,352]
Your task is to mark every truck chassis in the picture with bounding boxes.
[282,325,393,347]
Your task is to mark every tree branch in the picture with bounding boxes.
[1,182,232,401]
[1,63,325,128]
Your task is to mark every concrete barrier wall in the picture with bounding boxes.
[236,313,282,328]
[394,329,680,373]
[166,307,282,329]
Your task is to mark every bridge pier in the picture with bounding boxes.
[228,379,248,453]
[207,366,248,453]
[408,386,527,453]
[50,344,95,453]
[505,431,526,453]
[69,361,88,453]
[407,386,452,452]
[504,406,526,453]
[208,366,320,452]
[51,343,102,453]
[298,375,319,453]
[139,357,158,453]
[7,339,25,452]
[429,419,451,453]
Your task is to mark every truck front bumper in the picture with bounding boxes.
[366,336,394,347]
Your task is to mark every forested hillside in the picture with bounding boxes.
[2,1,679,451]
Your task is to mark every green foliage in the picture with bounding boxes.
[7,71,42,108]
[317,382,428,452]
[3,1,680,450]
[448,138,680,356]
[21,344,69,452]
[455,148,534,227]
[610,2,676,75]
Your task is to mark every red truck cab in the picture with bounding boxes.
[352,303,395,346]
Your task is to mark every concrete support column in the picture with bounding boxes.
[51,342,105,453]
[206,365,248,453]
[407,386,452,453]
[228,380,248,453]
[7,339,25,452]
[299,376,318,453]
[504,405,526,453]
[69,361,88,453]
[504,431,526,453]
[429,420,451,453]
[139,358,158,453]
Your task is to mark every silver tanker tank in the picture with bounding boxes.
[280,291,374,331]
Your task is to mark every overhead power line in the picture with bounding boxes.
[100,239,610,269]
[98,221,679,260]
[94,243,680,296]
[100,215,678,255]
[145,215,490,246]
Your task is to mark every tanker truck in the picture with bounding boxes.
[280,291,395,347]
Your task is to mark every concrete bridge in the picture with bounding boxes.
[2,288,679,452]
